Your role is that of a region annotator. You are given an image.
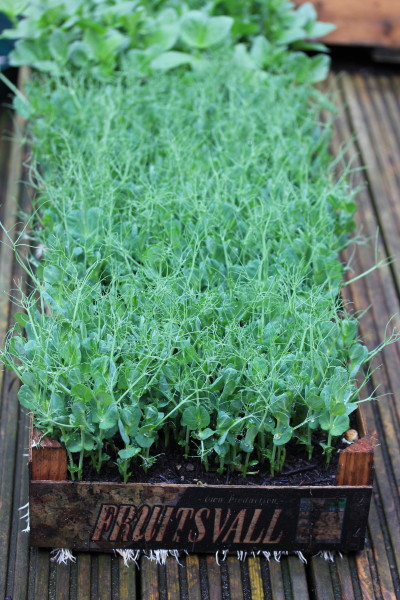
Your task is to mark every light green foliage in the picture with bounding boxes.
[2,52,383,480]
[1,0,334,81]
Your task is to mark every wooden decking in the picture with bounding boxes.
[1,65,400,599]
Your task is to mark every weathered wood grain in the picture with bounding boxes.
[226,557,244,600]
[141,558,159,600]
[76,554,91,600]
[335,556,357,600]
[119,555,137,600]
[205,556,222,600]
[332,74,400,590]
[0,67,29,600]
[166,556,180,600]
[293,0,400,48]
[336,436,374,486]
[287,555,309,600]
[55,562,70,600]
[98,554,112,600]
[268,561,286,600]
[31,428,68,481]
[248,558,264,600]
[310,557,335,600]
[186,555,201,600]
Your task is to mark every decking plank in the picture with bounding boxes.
[141,558,159,600]
[118,557,137,600]
[310,557,336,600]
[226,557,244,600]
[76,554,91,600]
[287,556,309,600]
[33,550,50,600]
[98,554,112,600]
[333,77,400,585]
[268,561,287,600]
[186,555,201,600]
[166,557,181,600]
[206,556,223,600]
[248,558,264,600]
[335,557,357,600]
[330,73,400,598]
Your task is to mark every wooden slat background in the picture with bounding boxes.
[293,1,400,49]
[0,65,400,599]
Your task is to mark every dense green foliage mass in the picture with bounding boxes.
[2,52,375,480]
[1,0,333,82]
[2,1,393,482]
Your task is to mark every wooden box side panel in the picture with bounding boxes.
[30,427,67,481]
[293,0,400,49]
[29,481,372,553]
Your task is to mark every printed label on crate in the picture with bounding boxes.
[29,482,372,552]
[92,503,286,546]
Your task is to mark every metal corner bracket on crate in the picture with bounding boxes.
[28,408,374,554]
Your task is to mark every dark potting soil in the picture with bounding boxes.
[79,432,352,487]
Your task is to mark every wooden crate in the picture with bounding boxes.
[29,411,374,554]
[293,1,400,49]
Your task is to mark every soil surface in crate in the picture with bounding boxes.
[79,432,351,487]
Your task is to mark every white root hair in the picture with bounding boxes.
[18,502,30,533]
[262,551,271,561]
[45,547,342,568]
[51,549,76,564]
[215,549,228,565]
[295,551,308,564]
[115,549,140,567]
[314,551,341,562]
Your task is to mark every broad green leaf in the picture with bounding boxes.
[0,0,27,18]
[273,425,293,446]
[135,431,155,448]
[196,428,214,441]
[330,415,350,436]
[118,418,130,445]
[18,385,35,409]
[180,12,233,49]
[49,393,65,416]
[121,406,142,432]
[277,27,306,46]
[10,39,46,66]
[307,54,330,83]
[150,51,197,71]
[341,319,358,346]
[249,35,278,68]
[239,425,258,453]
[251,356,268,375]
[68,41,91,67]
[99,403,119,430]
[307,22,336,39]
[295,3,317,24]
[318,409,331,431]
[66,433,82,453]
[304,387,324,410]
[144,9,179,51]
[349,343,368,376]
[181,405,210,430]
[71,383,92,402]
[49,29,69,64]
[118,447,140,459]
